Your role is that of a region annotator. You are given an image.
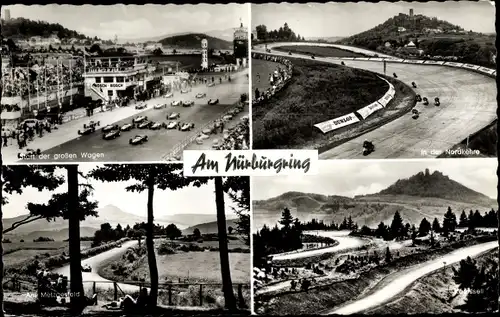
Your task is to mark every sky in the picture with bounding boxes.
[252,1,496,38]
[253,159,498,201]
[4,4,249,41]
[3,164,238,219]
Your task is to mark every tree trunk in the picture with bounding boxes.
[214,177,237,310]
[67,165,85,314]
[146,167,159,308]
[1,204,5,317]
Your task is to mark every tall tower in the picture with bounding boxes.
[233,18,248,68]
[201,39,208,69]
[409,8,414,17]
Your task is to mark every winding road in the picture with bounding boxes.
[325,241,498,315]
[31,69,248,162]
[271,230,366,261]
[254,43,496,159]
[53,240,142,293]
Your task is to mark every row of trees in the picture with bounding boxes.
[254,23,305,42]
[1,165,250,314]
[302,216,359,231]
[358,206,498,241]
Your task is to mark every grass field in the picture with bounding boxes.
[252,57,388,149]
[252,59,283,91]
[274,45,367,58]
[2,241,93,269]
[171,239,249,250]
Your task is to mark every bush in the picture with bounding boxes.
[2,239,12,243]
[157,243,177,255]
[20,239,24,242]
[33,237,54,242]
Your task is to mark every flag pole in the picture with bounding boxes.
[27,65,31,112]
[70,57,73,105]
[44,58,47,109]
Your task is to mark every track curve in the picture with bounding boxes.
[254,43,496,159]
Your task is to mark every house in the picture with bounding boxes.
[398,27,406,32]
[144,43,162,51]
[407,41,416,48]
[49,34,61,44]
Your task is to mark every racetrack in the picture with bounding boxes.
[325,241,498,315]
[271,230,366,261]
[31,70,248,162]
[254,43,496,159]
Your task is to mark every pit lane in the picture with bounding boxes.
[30,70,248,162]
[255,43,496,159]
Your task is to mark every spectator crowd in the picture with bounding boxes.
[252,53,293,107]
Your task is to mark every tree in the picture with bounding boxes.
[418,218,431,237]
[432,217,442,233]
[228,226,233,235]
[89,164,208,309]
[452,256,480,290]
[193,228,201,238]
[390,211,404,239]
[255,24,268,41]
[458,210,468,227]
[279,208,294,230]
[222,177,250,245]
[442,206,458,234]
[152,48,163,56]
[385,246,392,263]
[375,222,388,239]
[214,177,237,311]
[410,225,417,245]
[347,216,354,230]
[165,224,182,240]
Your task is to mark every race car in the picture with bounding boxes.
[171,100,182,107]
[102,124,119,133]
[416,94,422,102]
[341,61,345,66]
[288,51,292,55]
[83,121,100,129]
[137,120,152,129]
[434,97,440,106]
[149,122,165,130]
[166,121,179,129]
[120,123,134,131]
[183,100,195,107]
[412,82,417,88]
[81,264,92,272]
[154,104,166,109]
[208,99,219,105]
[180,122,195,131]
[393,73,398,78]
[196,93,206,98]
[78,125,96,135]
[422,97,429,105]
[17,148,42,159]
[412,113,419,119]
[311,55,315,59]
[207,82,215,87]
[411,109,419,115]
[102,129,121,140]
[167,112,180,120]
[180,89,190,94]
[135,103,147,110]
[165,92,174,98]
[132,116,148,123]
[362,140,375,156]
[129,135,148,145]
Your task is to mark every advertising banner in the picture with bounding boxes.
[477,67,496,75]
[340,57,355,60]
[354,57,370,61]
[388,58,405,62]
[423,60,445,65]
[368,57,384,62]
[387,85,396,97]
[444,62,464,68]
[314,112,360,133]
[408,60,425,64]
[461,63,481,70]
[377,91,394,107]
[356,101,384,119]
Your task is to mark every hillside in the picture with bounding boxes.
[182,219,238,235]
[337,13,495,67]
[2,17,91,40]
[3,227,97,242]
[159,33,232,50]
[367,169,496,206]
[2,204,222,237]
[253,170,496,229]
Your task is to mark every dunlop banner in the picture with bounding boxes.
[423,60,445,65]
[377,92,393,107]
[356,101,384,119]
[368,57,384,61]
[461,63,481,70]
[477,67,496,75]
[444,62,464,67]
[314,112,360,133]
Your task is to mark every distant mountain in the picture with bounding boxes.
[159,33,232,50]
[117,28,236,44]
[2,17,91,40]
[365,169,495,206]
[253,170,496,229]
[182,218,238,235]
[4,227,97,242]
[306,36,344,42]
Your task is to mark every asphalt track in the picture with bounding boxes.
[31,70,248,162]
[326,241,498,315]
[270,230,366,261]
[254,43,496,159]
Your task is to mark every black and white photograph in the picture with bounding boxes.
[251,1,496,159]
[252,159,498,315]
[1,164,250,316]
[1,4,250,163]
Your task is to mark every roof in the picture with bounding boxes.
[407,41,416,47]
